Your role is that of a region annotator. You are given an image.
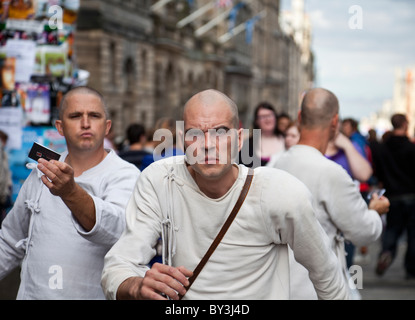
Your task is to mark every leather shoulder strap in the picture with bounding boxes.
[179,168,254,299]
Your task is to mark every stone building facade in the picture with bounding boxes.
[74,0,314,138]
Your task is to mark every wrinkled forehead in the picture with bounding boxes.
[184,100,235,130]
[60,92,108,119]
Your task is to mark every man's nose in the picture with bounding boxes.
[81,115,91,128]
[204,130,216,150]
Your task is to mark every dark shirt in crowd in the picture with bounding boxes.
[118,149,152,171]
[372,135,415,197]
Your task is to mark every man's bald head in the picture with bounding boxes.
[59,86,108,120]
[183,89,239,128]
[300,88,339,129]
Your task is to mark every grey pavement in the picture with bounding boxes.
[357,237,415,300]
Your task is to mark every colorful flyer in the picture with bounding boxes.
[0,57,16,90]
[5,39,37,83]
[25,83,50,124]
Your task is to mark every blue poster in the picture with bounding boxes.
[8,126,66,202]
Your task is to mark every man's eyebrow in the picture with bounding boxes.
[88,111,104,116]
[67,111,82,116]
[67,110,103,116]
[184,127,201,135]
[212,125,231,131]
[184,126,232,134]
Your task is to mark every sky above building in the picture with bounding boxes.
[281,0,415,121]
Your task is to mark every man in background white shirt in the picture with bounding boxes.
[273,87,390,299]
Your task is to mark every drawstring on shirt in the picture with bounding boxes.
[15,164,44,253]
[161,167,181,266]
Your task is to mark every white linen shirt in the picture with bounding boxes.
[102,155,349,300]
[273,144,383,299]
[0,149,140,299]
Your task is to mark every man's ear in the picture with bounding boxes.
[105,120,112,136]
[331,114,339,130]
[177,128,184,151]
[297,110,302,125]
[55,120,64,136]
[237,128,244,152]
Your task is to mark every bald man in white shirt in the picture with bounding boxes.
[273,88,390,299]
[102,89,350,300]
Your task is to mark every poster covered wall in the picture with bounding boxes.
[8,125,66,202]
[0,0,85,205]
[0,106,22,149]
[0,0,82,142]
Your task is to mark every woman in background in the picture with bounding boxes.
[240,102,285,167]
[267,121,300,168]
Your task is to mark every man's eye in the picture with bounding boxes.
[186,129,204,139]
[216,128,229,136]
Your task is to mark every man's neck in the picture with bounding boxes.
[129,142,144,151]
[393,128,407,137]
[189,165,239,199]
[66,148,108,177]
[297,128,330,154]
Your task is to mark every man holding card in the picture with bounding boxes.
[0,86,140,299]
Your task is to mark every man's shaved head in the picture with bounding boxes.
[183,89,239,128]
[300,88,339,129]
[59,86,108,120]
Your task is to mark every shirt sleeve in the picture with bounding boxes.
[324,165,382,246]
[72,164,140,247]
[260,168,350,300]
[0,172,35,280]
[101,164,163,300]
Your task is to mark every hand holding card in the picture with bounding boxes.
[367,188,386,200]
[28,142,61,162]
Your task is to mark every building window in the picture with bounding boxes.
[124,57,136,94]
[141,50,147,81]
[110,41,117,87]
